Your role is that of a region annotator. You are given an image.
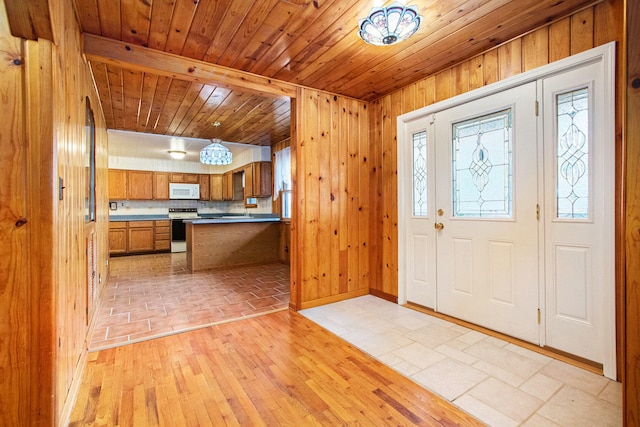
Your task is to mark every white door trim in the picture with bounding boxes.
[397,42,616,378]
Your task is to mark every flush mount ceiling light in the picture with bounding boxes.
[168,150,186,159]
[358,2,422,46]
[200,138,233,165]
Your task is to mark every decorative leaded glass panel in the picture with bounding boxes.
[556,87,589,219]
[452,109,513,218]
[412,131,428,216]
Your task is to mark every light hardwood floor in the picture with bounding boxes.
[70,309,483,426]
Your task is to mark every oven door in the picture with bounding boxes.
[171,219,187,252]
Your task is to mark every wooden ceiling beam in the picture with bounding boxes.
[4,0,54,41]
[82,33,298,99]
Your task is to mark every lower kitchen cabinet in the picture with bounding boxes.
[108,222,127,254]
[127,221,155,253]
[109,220,171,255]
[154,220,171,251]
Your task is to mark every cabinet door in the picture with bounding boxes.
[109,226,127,254]
[127,222,155,253]
[127,171,154,200]
[222,172,233,200]
[210,174,223,201]
[185,174,199,184]
[108,169,127,200]
[169,172,185,183]
[199,175,210,200]
[153,172,169,200]
[254,162,272,197]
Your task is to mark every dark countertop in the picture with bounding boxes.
[185,216,281,224]
[109,215,169,222]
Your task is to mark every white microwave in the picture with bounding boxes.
[169,183,200,199]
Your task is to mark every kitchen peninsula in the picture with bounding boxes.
[185,216,280,273]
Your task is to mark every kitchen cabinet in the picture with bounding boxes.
[108,222,127,254]
[109,220,170,255]
[153,172,169,200]
[210,174,223,201]
[169,172,199,184]
[243,164,254,200]
[222,171,234,201]
[154,220,171,251]
[244,162,272,198]
[108,169,127,200]
[127,221,155,253]
[127,171,154,200]
[199,174,210,200]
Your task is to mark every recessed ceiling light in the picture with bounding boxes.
[168,150,186,159]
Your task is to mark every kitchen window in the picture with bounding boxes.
[274,146,291,219]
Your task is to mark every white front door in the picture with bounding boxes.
[399,44,616,378]
[433,82,540,343]
[541,60,615,374]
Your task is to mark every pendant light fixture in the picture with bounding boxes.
[200,138,233,165]
[358,2,422,46]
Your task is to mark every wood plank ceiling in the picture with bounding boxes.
[74,0,596,145]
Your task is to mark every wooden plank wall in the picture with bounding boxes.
[49,0,110,422]
[368,1,624,303]
[292,89,370,309]
[625,0,640,422]
[0,0,109,424]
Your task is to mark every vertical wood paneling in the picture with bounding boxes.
[522,27,550,72]
[469,56,484,91]
[358,102,370,291]
[498,39,522,79]
[317,92,332,298]
[302,89,319,303]
[1,0,110,423]
[368,5,622,309]
[294,89,369,308]
[435,69,451,102]
[549,18,571,62]
[570,8,594,55]
[338,96,349,294]
[625,0,640,421]
[483,49,499,85]
[452,62,470,96]
[0,4,29,423]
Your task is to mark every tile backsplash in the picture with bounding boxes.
[109,198,273,216]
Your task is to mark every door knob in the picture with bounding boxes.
[434,222,444,230]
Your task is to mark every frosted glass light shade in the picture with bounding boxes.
[358,2,422,46]
[200,139,232,165]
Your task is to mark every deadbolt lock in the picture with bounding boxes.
[437,209,444,216]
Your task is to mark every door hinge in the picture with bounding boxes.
[537,308,541,324]
[536,204,540,221]
[535,100,539,116]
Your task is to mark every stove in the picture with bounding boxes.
[168,208,199,252]
[168,208,199,219]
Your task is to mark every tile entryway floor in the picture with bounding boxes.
[301,296,622,427]
[90,253,290,350]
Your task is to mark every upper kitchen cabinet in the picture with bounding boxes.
[199,175,210,201]
[210,174,223,201]
[126,171,154,200]
[245,162,272,198]
[153,172,169,200]
[169,173,199,184]
[108,169,127,200]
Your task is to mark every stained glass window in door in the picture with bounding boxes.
[452,109,513,218]
[412,131,428,216]
[556,87,589,219]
